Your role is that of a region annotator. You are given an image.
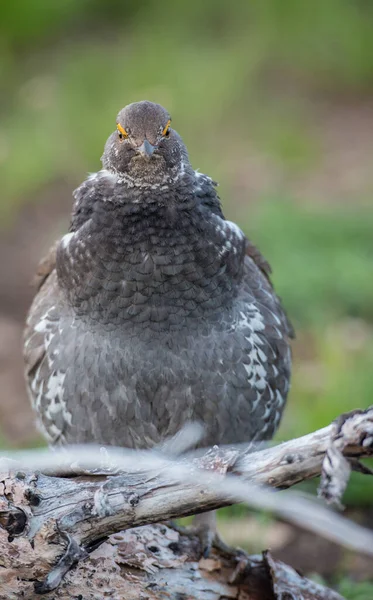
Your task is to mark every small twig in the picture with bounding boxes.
[34,532,88,594]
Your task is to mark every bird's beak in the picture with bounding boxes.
[137,139,156,158]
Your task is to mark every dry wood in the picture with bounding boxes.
[0,406,372,599]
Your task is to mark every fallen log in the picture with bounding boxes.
[0,406,372,599]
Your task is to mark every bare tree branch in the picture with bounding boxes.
[0,406,372,598]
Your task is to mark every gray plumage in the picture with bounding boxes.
[24,100,293,450]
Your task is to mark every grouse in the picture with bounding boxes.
[24,101,293,547]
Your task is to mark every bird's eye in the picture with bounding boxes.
[117,123,128,141]
[162,120,171,137]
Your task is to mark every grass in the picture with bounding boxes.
[338,579,373,600]
[247,201,373,327]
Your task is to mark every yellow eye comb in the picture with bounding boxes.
[117,123,128,138]
[162,119,171,136]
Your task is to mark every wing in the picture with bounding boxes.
[195,171,294,340]
[25,240,59,378]
[23,174,115,444]
[25,239,60,377]
[245,240,294,339]
[23,242,66,444]
[24,171,96,400]
[31,240,58,291]
[246,239,272,280]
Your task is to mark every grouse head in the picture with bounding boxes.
[101,101,190,187]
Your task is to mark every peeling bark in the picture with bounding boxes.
[0,523,345,600]
[0,407,372,599]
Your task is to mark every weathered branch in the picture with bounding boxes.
[0,407,372,599]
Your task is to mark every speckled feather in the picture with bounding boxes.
[24,102,293,448]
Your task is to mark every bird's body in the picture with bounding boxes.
[24,101,293,451]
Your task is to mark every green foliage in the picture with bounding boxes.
[338,578,373,600]
[1,0,373,222]
[2,0,373,89]
[249,201,373,326]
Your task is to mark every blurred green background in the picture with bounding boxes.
[1,1,373,595]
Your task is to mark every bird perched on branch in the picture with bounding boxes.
[24,100,293,554]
